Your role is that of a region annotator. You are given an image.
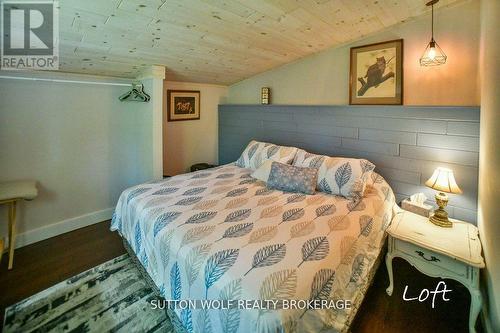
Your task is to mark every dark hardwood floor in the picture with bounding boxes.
[0,221,125,329]
[0,221,479,333]
[352,257,475,333]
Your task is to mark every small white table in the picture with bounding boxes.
[385,210,485,333]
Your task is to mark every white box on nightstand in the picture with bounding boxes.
[401,198,432,217]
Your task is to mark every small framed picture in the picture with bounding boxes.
[166,90,200,121]
[349,39,403,105]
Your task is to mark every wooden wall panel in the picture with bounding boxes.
[219,105,480,223]
[56,0,461,83]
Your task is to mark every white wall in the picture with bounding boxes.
[163,81,228,176]
[227,0,480,106]
[0,70,163,247]
[478,0,500,331]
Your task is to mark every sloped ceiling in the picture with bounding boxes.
[59,0,462,84]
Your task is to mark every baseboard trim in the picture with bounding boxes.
[13,208,114,249]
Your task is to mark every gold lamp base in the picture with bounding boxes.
[429,192,453,228]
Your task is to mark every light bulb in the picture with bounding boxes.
[428,46,436,60]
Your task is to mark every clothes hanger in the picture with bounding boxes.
[133,83,151,102]
[119,83,151,102]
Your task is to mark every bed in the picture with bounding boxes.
[111,163,397,333]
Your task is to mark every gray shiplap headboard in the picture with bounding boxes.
[218,105,480,223]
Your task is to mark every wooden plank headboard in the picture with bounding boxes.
[218,104,480,223]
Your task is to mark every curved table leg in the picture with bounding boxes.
[386,253,394,296]
[468,288,482,333]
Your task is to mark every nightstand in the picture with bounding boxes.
[190,163,218,172]
[385,210,485,333]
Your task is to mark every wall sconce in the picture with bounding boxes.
[420,0,447,66]
[261,87,270,105]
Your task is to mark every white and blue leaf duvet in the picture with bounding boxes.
[127,187,151,203]
[299,237,330,267]
[219,279,242,333]
[181,308,193,333]
[176,196,203,206]
[224,209,252,223]
[170,262,182,300]
[111,163,396,333]
[183,211,218,225]
[183,187,207,196]
[218,223,254,241]
[205,249,239,297]
[245,243,287,276]
[153,212,181,237]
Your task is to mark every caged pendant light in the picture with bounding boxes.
[420,0,447,66]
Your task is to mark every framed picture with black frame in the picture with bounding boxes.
[166,90,201,121]
[349,39,403,105]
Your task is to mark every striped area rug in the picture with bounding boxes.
[3,254,173,332]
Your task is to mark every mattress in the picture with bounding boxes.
[111,163,397,333]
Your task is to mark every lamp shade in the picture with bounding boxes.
[425,167,462,194]
[420,39,447,66]
[419,0,447,67]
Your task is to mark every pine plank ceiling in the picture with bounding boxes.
[59,0,462,85]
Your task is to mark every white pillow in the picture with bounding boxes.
[250,159,273,182]
[235,140,298,170]
[293,149,375,199]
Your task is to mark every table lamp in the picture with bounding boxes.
[425,167,462,228]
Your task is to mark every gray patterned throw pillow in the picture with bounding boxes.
[293,149,375,199]
[267,162,318,195]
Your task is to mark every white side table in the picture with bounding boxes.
[0,180,38,269]
[386,210,485,333]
